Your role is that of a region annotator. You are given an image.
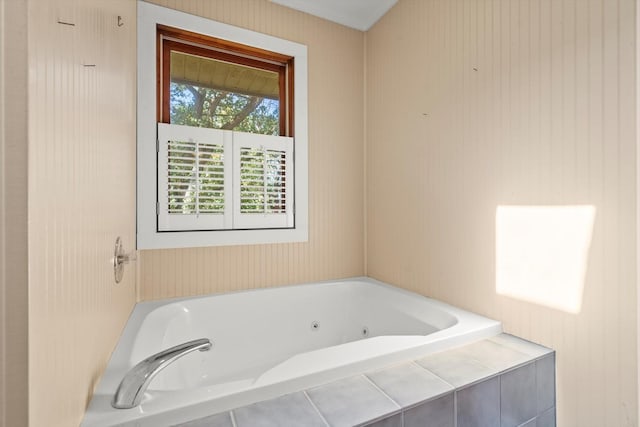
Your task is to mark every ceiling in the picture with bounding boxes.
[171,52,280,99]
[269,0,398,31]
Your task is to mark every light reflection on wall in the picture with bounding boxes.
[495,205,596,314]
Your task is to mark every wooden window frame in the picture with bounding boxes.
[157,25,294,137]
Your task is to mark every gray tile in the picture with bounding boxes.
[457,376,500,427]
[458,339,531,372]
[489,334,553,359]
[361,413,402,427]
[536,354,556,413]
[501,363,537,427]
[174,412,233,427]
[307,375,400,427]
[518,419,536,427]
[233,392,326,427]
[366,362,453,408]
[416,349,496,387]
[403,393,454,427]
[536,408,556,427]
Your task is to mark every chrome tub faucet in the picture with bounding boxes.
[112,338,212,409]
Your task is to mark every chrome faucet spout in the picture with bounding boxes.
[112,338,212,409]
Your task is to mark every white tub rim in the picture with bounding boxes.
[81,276,502,427]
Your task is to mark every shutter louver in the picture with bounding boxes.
[239,148,288,214]
[234,132,294,229]
[196,143,226,214]
[167,140,225,214]
[158,123,232,231]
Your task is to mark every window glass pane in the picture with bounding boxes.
[170,51,280,136]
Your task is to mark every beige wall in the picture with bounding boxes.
[366,0,637,426]
[18,1,364,425]
[0,0,29,426]
[7,1,639,426]
[27,0,137,426]
[138,0,365,299]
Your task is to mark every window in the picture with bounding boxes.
[157,25,293,137]
[156,26,294,233]
[137,2,308,249]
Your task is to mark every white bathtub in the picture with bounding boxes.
[82,278,501,426]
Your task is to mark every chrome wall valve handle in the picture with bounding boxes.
[113,237,136,284]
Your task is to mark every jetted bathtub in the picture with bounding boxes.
[82,277,501,426]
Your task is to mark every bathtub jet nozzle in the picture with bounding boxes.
[112,338,212,409]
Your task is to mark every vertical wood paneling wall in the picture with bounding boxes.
[27,0,137,425]
[0,0,29,426]
[366,1,637,426]
[138,0,365,299]
[14,1,639,426]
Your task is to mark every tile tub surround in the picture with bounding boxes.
[169,334,556,427]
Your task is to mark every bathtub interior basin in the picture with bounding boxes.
[81,277,502,427]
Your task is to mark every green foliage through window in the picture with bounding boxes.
[170,83,280,136]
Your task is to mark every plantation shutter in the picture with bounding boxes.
[157,123,232,231]
[233,132,294,229]
[158,124,294,232]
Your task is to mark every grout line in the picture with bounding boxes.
[517,415,537,427]
[409,360,457,390]
[498,374,502,426]
[303,391,330,427]
[453,388,458,427]
[534,355,539,416]
[229,410,238,427]
[361,374,402,409]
